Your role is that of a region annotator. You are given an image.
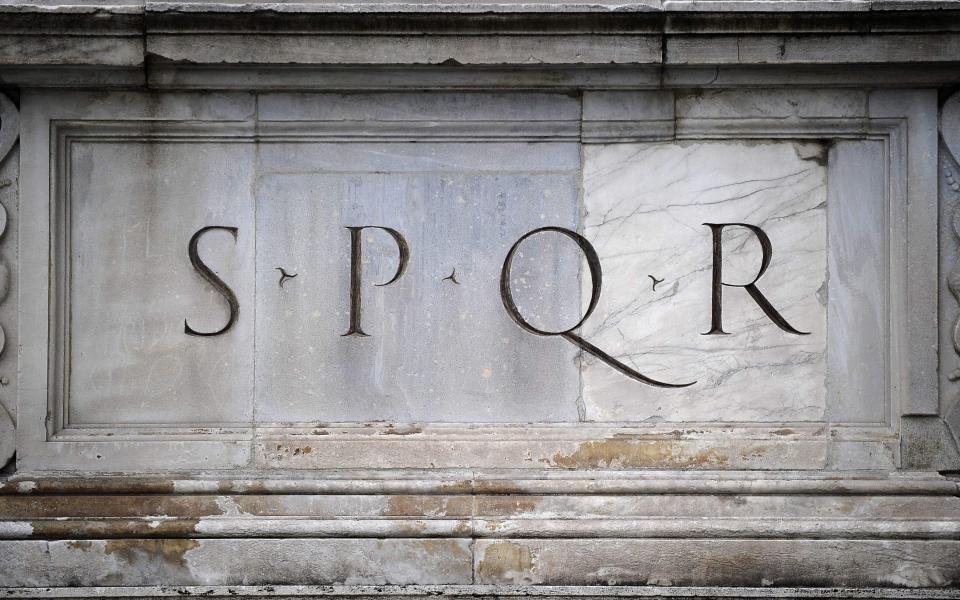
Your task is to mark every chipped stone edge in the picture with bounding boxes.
[3,471,959,495]
[19,0,960,14]
[2,585,960,599]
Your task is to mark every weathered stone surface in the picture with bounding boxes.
[68,140,256,425]
[2,1,960,595]
[253,141,581,423]
[472,539,960,586]
[0,538,473,586]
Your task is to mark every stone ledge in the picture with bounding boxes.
[2,3,960,78]
[2,471,958,495]
[0,538,958,586]
[2,586,960,599]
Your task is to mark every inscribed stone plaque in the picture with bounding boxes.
[20,90,921,474]
[62,138,830,426]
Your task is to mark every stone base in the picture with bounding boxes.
[0,474,958,590]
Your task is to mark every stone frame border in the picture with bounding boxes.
[13,89,942,473]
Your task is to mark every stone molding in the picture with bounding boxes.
[4,3,960,88]
[3,586,960,599]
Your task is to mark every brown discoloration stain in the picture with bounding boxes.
[0,479,176,496]
[546,440,729,469]
[771,428,795,436]
[383,495,471,517]
[269,443,320,461]
[476,496,541,517]
[482,519,507,532]
[0,495,224,519]
[476,541,537,584]
[34,519,200,539]
[230,495,273,516]
[66,540,93,550]
[439,480,475,494]
[417,539,469,559]
[740,445,768,460]
[104,539,200,570]
[612,429,689,440]
[473,481,515,494]
[235,481,270,494]
[397,520,428,535]
[382,424,423,436]
[451,520,472,536]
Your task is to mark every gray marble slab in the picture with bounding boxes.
[253,142,582,423]
[68,141,256,426]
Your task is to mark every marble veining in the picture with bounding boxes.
[581,141,827,423]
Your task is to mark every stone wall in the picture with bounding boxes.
[0,1,959,597]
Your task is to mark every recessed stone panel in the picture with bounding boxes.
[13,89,934,474]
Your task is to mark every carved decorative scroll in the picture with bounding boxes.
[0,93,18,166]
[941,91,960,454]
[0,93,17,469]
[942,92,960,379]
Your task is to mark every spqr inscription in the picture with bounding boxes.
[184,219,807,388]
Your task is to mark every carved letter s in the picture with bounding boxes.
[184,225,240,337]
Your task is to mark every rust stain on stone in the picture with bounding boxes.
[476,541,536,584]
[546,439,729,469]
[104,539,200,570]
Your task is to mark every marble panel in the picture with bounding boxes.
[253,142,582,423]
[67,141,256,426]
[581,140,827,423]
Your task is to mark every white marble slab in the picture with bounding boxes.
[580,141,827,423]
